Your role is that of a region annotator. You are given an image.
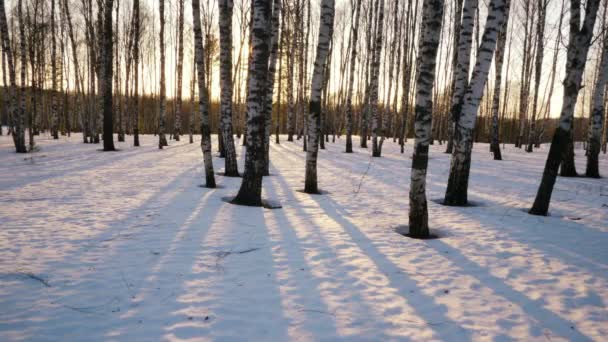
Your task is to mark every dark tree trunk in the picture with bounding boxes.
[102,0,115,151]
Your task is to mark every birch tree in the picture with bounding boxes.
[132,0,140,146]
[50,0,58,139]
[218,0,239,176]
[407,0,444,238]
[232,0,271,205]
[304,0,336,194]
[345,0,362,153]
[263,0,281,176]
[490,0,511,160]
[102,0,115,151]
[585,15,608,177]
[370,0,385,157]
[444,0,508,206]
[515,0,536,148]
[530,0,601,215]
[17,0,27,151]
[526,0,549,152]
[446,0,478,154]
[174,0,185,141]
[158,0,168,148]
[192,0,216,188]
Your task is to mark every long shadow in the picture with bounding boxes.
[269,169,450,340]
[162,198,290,341]
[305,194,466,340]
[263,175,340,339]
[426,239,595,341]
[0,163,209,339]
[314,194,604,340]
[446,202,608,281]
[1,140,200,192]
[101,190,224,340]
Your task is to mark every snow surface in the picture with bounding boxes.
[1,132,607,341]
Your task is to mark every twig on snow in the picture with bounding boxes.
[21,272,51,287]
[353,155,374,197]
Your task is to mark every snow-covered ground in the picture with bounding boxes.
[1,132,607,341]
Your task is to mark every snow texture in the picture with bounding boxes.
[1,133,607,341]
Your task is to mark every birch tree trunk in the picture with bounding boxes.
[50,0,58,139]
[526,0,548,152]
[370,0,385,157]
[25,1,37,148]
[132,0,140,147]
[447,0,477,154]
[231,0,271,205]
[263,0,281,176]
[189,61,196,144]
[275,6,284,145]
[490,0,511,160]
[287,13,296,142]
[585,30,608,177]
[304,0,335,194]
[516,0,535,148]
[399,0,418,153]
[64,0,84,145]
[345,0,362,153]
[192,0,216,188]
[158,0,168,149]
[101,0,115,151]
[444,0,508,206]
[17,0,27,152]
[219,0,239,176]
[536,0,565,148]
[530,0,601,215]
[115,0,123,142]
[174,0,185,142]
[407,0,444,238]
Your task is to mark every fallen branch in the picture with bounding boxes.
[21,272,51,287]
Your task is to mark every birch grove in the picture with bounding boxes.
[0,0,605,224]
[530,0,601,215]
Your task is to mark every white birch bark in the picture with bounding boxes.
[263,0,281,175]
[370,0,385,157]
[444,0,508,206]
[192,0,216,187]
[490,0,511,160]
[304,0,335,194]
[174,0,185,141]
[345,0,362,153]
[448,0,478,147]
[232,0,272,205]
[585,28,608,177]
[526,0,548,152]
[407,0,444,238]
[218,0,239,176]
